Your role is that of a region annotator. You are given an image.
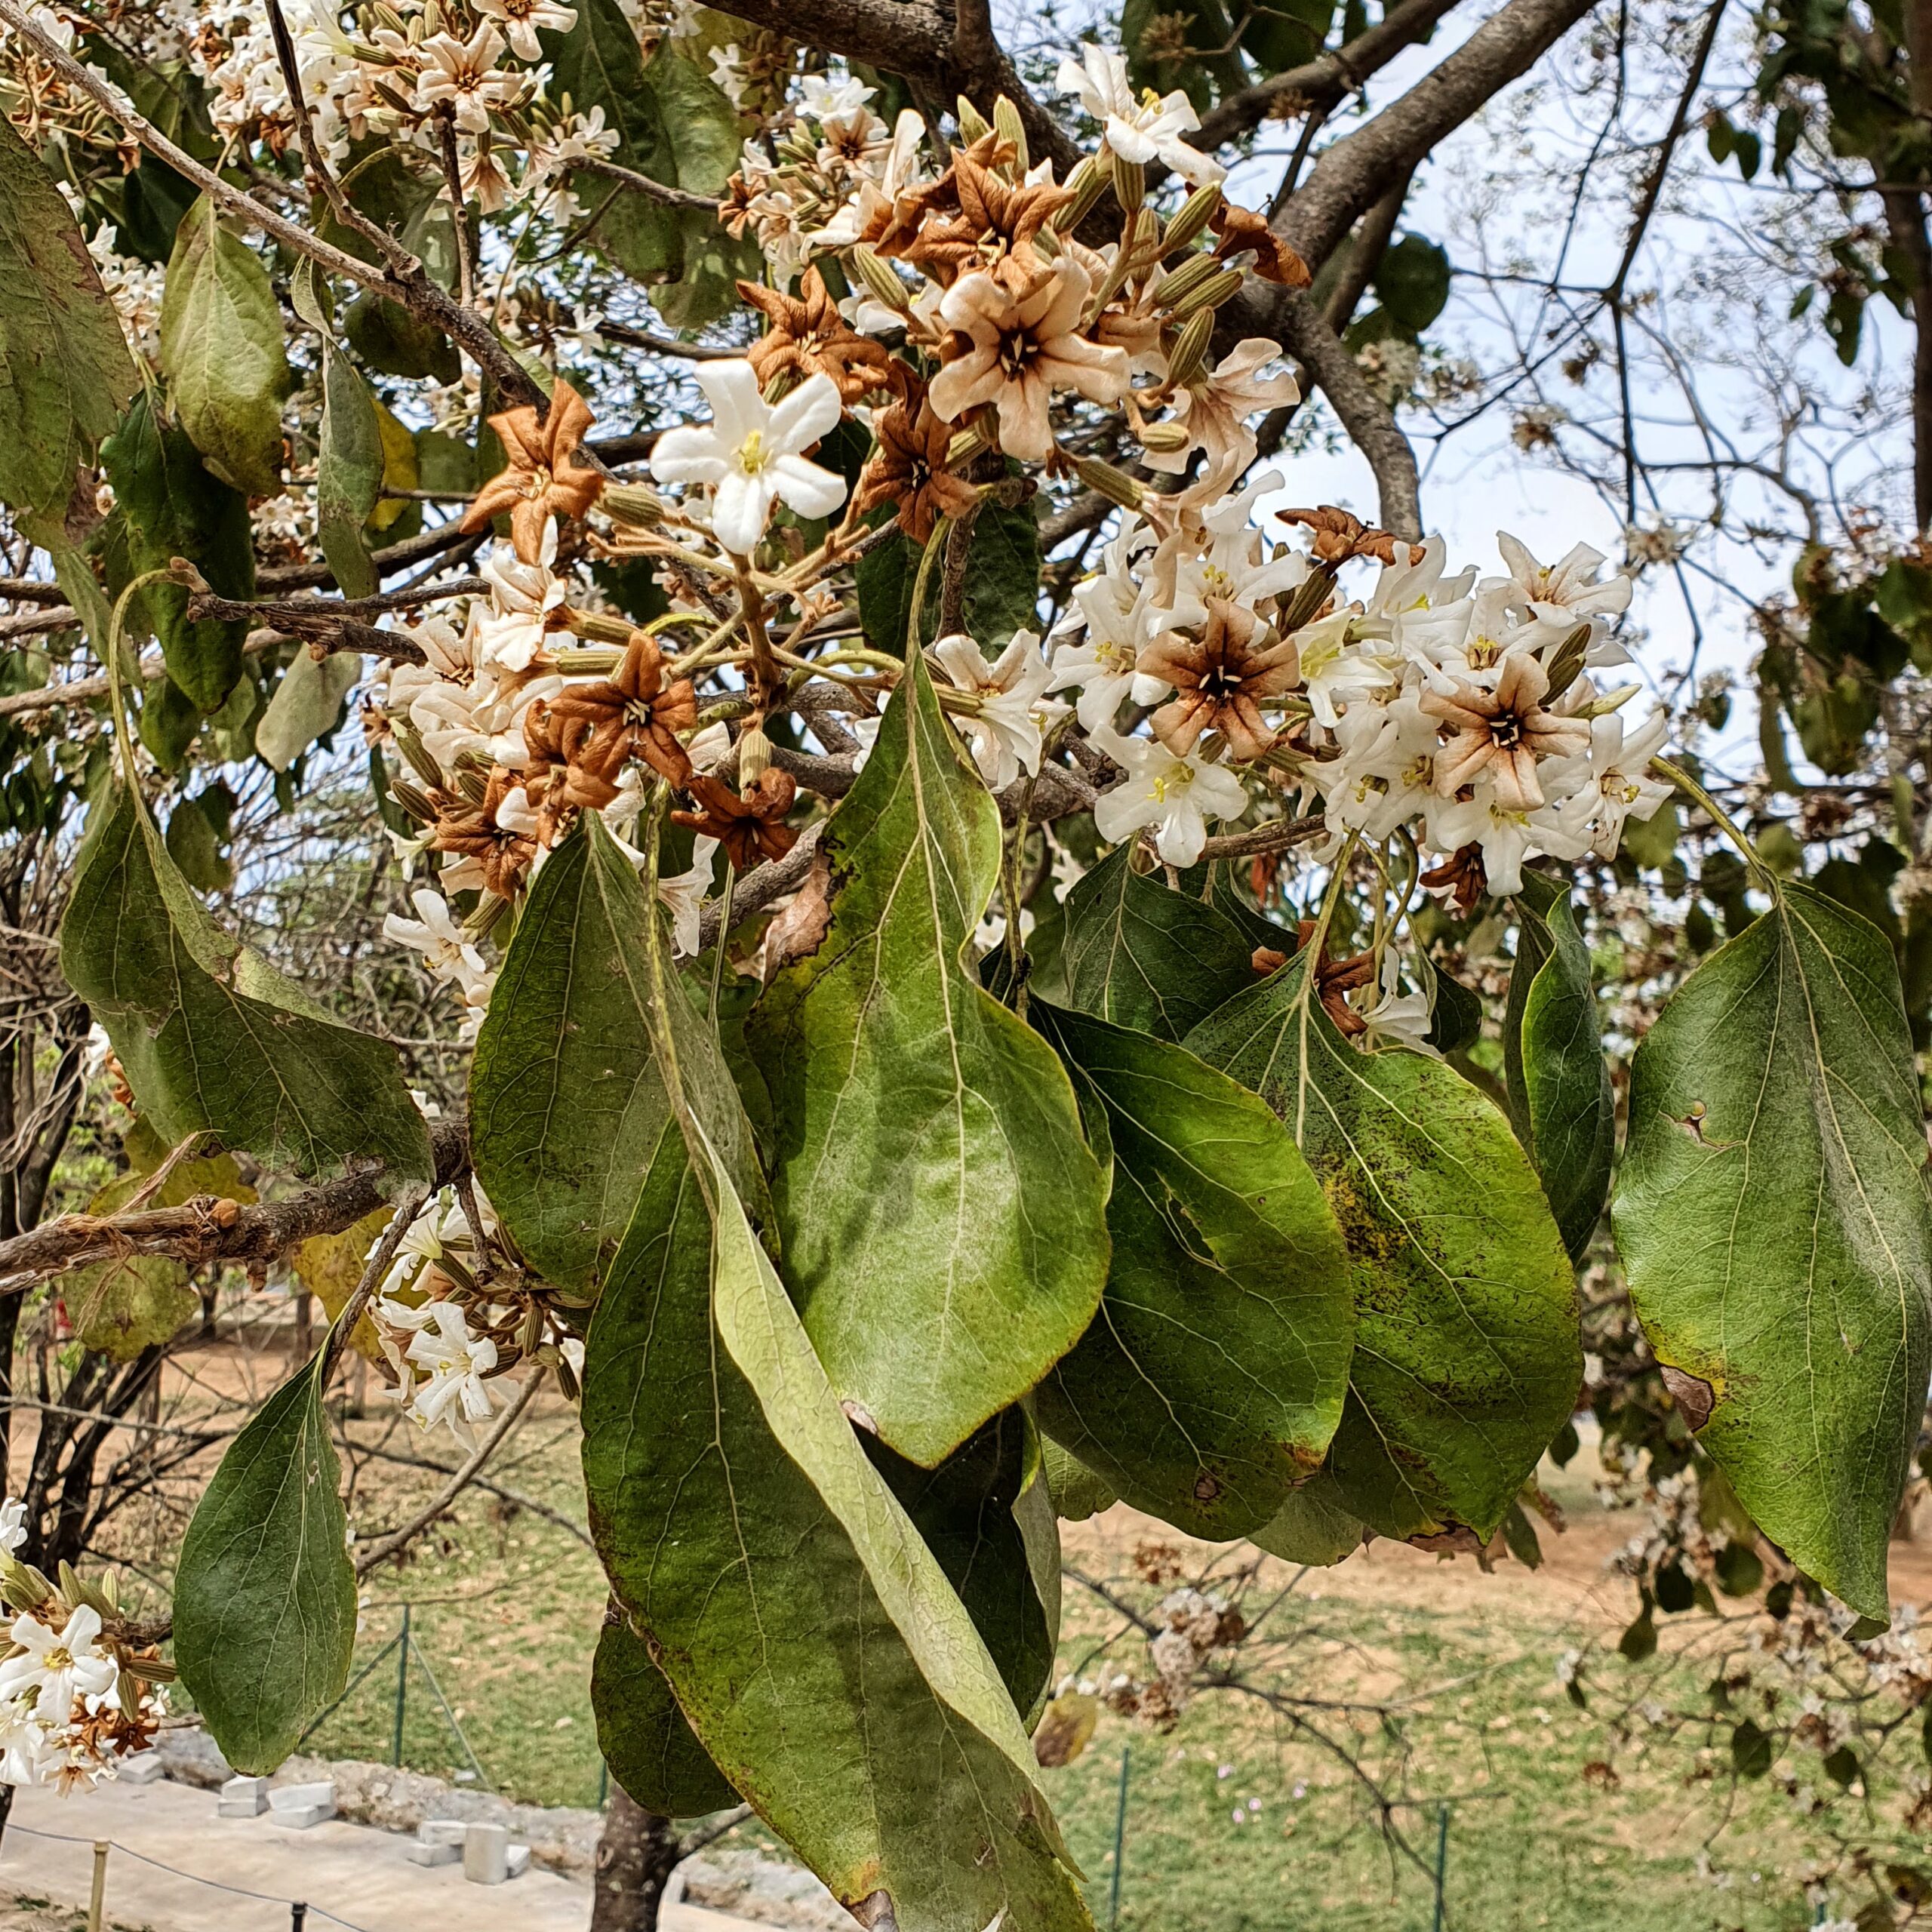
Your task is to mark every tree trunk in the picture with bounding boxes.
[590,1788,685,1932]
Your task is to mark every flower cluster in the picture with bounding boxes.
[0,1505,168,1791]
[370,1185,583,1444]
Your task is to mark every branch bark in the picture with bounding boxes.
[0,1121,469,1293]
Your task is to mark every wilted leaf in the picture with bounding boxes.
[293,1204,392,1363]
[1505,873,1614,1260]
[1186,952,1580,1540]
[1045,845,1258,1040]
[1032,1001,1354,1539]
[255,646,361,773]
[0,115,140,514]
[160,195,291,496]
[1032,1692,1100,1770]
[592,1613,741,1817]
[61,781,432,1186]
[1613,880,1932,1623]
[174,1343,355,1773]
[749,647,1109,1466]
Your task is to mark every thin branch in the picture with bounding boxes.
[571,154,722,214]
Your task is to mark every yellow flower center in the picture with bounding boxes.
[737,431,767,475]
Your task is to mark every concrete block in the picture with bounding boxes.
[406,1840,462,1867]
[419,1819,469,1845]
[118,1753,164,1785]
[269,1780,336,1828]
[506,1844,531,1878]
[217,1774,269,1817]
[463,1821,509,1884]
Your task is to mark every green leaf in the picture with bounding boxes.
[749,649,1109,1466]
[1031,1001,1355,1539]
[1374,235,1452,334]
[292,267,384,601]
[1730,1718,1772,1779]
[255,646,361,772]
[472,813,764,1294]
[855,500,1044,655]
[582,1125,1091,1932]
[1249,1472,1364,1566]
[173,1343,355,1773]
[101,391,254,712]
[1048,844,1258,1040]
[862,1409,1057,1718]
[0,116,140,514]
[1040,1435,1117,1521]
[1185,954,1580,1539]
[1504,875,1614,1261]
[541,0,682,284]
[1611,881,1932,1623]
[645,38,742,195]
[592,1614,741,1817]
[60,781,432,1186]
[160,195,291,496]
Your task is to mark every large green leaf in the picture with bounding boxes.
[749,647,1109,1466]
[861,1409,1057,1718]
[1185,955,1580,1540]
[592,1614,741,1817]
[101,392,254,713]
[1046,844,1258,1041]
[173,1343,355,1774]
[583,1125,1091,1932]
[0,116,139,514]
[1250,1471,1364,1566]
[60,782,432,1186]
[254,645,361,772]
[1504,874,1614,1261]
[1031,1001,1354,1538]
[1612,880,1932,1623]
[160,195,291,495]
[471,813,761,1292]
[541,0,681,285]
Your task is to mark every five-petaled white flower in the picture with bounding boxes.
[931,631,1058,791]
[651,361,848,555]
[471,0,577,63]
[0,1607,117,1725]
[413,25,516,134]
[1091,725,1247,868]
[1055,45,1224,185]
[384,888,496,1010]
[0,1500,26,1557]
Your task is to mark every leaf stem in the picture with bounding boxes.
[1648,756,1772,887]
[104,569,174,801]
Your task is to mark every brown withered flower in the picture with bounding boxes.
[740,266,896,402]
[1420,652,1589,812]
[1278,505,1415,568]
[460,377,604,564]
[1298,918,1375,1036]
[675,768,800,871]
[900,152,1071,288]
[1419,843,1488,915]
[852,389,983,543]
[432,768,540,900]
[1138,598,1300,761]
[542,629,699,787]
[1209,204,1311,288]
[862,131,1020,257]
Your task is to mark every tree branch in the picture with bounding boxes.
[0,1121,469,1293]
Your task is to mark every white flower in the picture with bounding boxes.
[1092,728,1247,867]
[659,835,720,957]
[1055,44,1223,184]
[931,631,1056,790]
[1356,951,1438,1056]
[798,72,875,124]
[1045,519,1171,734]
[384,890,495,1009]
[380,1299,500,1447]
[0,1704,48,1787]
[1494,533,1632,623]
[650,362,847,555]
[0,1500,25,1556]
[470,0,577,63]
[1296,610,1397,729]
[413,25,515,134]
[0,1606,117,1725]
[473,525,564,673]
[1142,339,1297,494]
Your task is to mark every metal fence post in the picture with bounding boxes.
[1107,1746,1131,1930]
[86,1841,107,1932]
[291,1906,308,1932]
[1430,1804,1449,1932]
[392,1601,411,1767]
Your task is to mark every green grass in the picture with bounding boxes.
[266,1414,1882,1929]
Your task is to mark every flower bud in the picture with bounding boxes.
[601,481,667,528]
[955,96,993,144]
[1111,152,1146,214]
[1138,419,1193,454]
[1073,456,1148,511]
[1162,184,1224,256]
[1052,156,1108,232]
[737,720,772,785]
[851,246,911,313]
[1155,248,1223,312]
[992,95,1029,175]
[1167,264,1247,319]
[1165,309,1214,389]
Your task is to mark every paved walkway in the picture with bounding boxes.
[0,1776,770,1932]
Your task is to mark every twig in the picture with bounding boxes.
[355,1373,540,1573]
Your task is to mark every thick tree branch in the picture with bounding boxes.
[0,1121,469,1293]
[183,580,488,663]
